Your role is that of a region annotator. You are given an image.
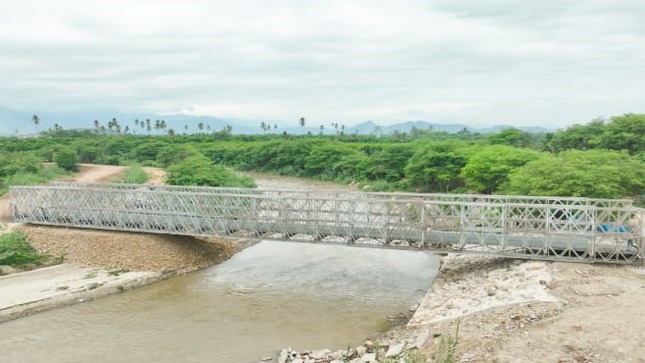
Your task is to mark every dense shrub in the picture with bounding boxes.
[503,150,645,198]
[53,147,79,171]
[461,145,545,194]
[166,155,256,188]
[0,232,46,266]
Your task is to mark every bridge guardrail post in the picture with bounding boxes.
[590,207,597,263]
[501,204,507,251]
[459,203,465,249]
[638,208,645,267]
[385,200,391,246]
[420,202,426,249]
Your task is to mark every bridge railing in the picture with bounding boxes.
[11,185,644,264]
[49,182,633,208]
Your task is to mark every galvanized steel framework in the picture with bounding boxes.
[11,183,645,265]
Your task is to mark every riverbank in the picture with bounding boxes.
[0,264,161,323]
[0,224,249,323]
[0,164,253,324]
[271,254,645,362]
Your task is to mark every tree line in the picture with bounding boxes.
[2,113,644,202]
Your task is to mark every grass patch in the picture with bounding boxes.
[84,271,98,279]
[0,166,67,196]
[120,164,149,184]
[0,232,47,266]
[435,320,461,363]
[107,267,130,276]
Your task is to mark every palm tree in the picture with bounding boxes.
[198,122,204,134]
[145,119,151,134]
[94,120,100,134]
[299,117,305,127]
[31,114,40,134]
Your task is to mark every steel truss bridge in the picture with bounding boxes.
[10,182,645,265]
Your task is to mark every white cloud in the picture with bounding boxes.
[0,0,644,126]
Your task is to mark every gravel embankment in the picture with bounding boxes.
[14,225,245,273]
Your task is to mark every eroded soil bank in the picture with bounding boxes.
[296,254,645,363]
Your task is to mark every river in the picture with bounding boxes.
[0,174,440,363]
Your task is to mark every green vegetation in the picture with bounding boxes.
[0,162,67,195]
[1,113,644,201]
[107,267,130,276]
[0,232,47,266]
[435,320,460,363]
[502,150,645,198]
[461,145,545,194]
[53,147,79,171]
[121,164,149,184]
[166,155,256,187]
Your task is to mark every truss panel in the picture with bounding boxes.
[51,182,633,208]
[10,185,644,265]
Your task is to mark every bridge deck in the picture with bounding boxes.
[10,183,645,265]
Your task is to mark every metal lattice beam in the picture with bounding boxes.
[11,183,644,265]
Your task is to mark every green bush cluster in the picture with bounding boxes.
[53,147,79,171]
[122,164,149,184]
[0,232,46,266]
[166,155,256,188]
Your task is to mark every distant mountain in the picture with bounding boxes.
[346,120,551,135]
[0,105,553,136]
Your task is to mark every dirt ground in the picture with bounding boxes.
[391,255,645,363]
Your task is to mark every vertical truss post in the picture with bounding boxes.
[459,203,465,249]
[544,205,551,255]
[420,202,426,249]
[638,209,645,266]
[501,204,507,251]
[590,206,597,262]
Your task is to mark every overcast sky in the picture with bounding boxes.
[1,0,644,127]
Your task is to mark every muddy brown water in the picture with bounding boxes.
[0,174,440,363]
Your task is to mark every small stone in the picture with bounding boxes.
[487,288,497,296]
[361,353,377,362]
[277,349,288,363]
[385,342,405,357]
[414,330,430,349]
[310,349,330,359]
